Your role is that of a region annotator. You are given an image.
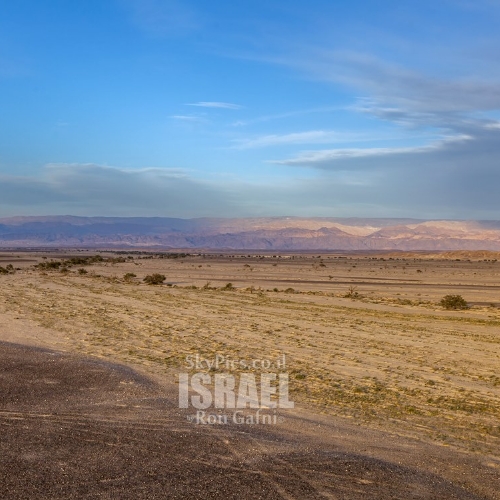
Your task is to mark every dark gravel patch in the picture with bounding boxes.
[0,342,493,499]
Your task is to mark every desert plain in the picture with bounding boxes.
[1,249,499,498]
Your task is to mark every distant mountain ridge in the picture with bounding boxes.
[0,216,500,250]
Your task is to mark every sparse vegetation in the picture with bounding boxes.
[35,255,105,271]
[143,273,166,285]
[2,250,500,459]
[36,260,62,270]
[440,294,469,310]
[344,285,360,299]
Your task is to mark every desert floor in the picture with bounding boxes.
[0,250,499,498]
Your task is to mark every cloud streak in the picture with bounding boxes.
[170,114,208,123]
[284,49,500,116]
[231,106,341,127]
[232,130,358,149]
[271,134,472,167]
[187,101,242,110]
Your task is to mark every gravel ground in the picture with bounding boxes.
[1,341,496,499]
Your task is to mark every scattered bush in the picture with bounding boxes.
[108,257,127,264]
[156,252,190,259]
[143,273,166,285]
[36,260,62,270]
[344,285,359,299]
[35,255,106,271]
[440,294,469,310]
[222,282,235,290]
[0,266,8,275]
[123,272,137,281]
[78,268,88,275]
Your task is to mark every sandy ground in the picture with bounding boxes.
[0,250,499,498]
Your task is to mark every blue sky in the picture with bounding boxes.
[1,0,500,218]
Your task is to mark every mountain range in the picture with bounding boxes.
[1,216,500,251]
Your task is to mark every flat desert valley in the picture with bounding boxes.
[1,250,499,498]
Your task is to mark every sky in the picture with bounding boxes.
[1,0,500,219]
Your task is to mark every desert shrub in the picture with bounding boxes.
[440,294,469,310]
[123,272,137,281]
[67,257,90,266]
[36,260,62,270]
[66,255,104,266]
[108,257,127,264]
[397,298,412,305]
[223,282,235,290]
[143,273,166,285]
[344,285,359,299]
[284,287,295,294]
[157,252,190,259]
[36,255,106,271]
[78,268,88,275]
[0,266,8,275]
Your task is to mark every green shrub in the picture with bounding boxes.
[143,273,166,285]
[440,294,469,310]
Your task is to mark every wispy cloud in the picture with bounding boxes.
[170,114,207,123]
[231,106,341,127]
[232,130,357,149]
[270,134,472,167]
[279,49,500,117]
[187,101,242,110]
